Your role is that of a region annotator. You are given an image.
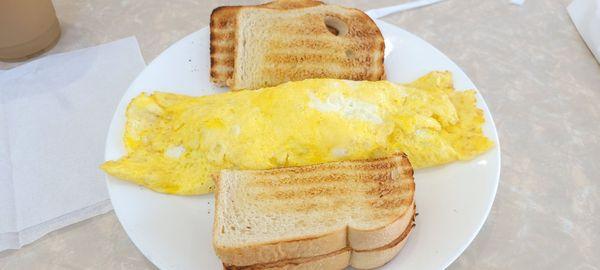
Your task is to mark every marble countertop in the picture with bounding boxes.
[1,0,599,269]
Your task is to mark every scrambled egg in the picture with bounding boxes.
[101,72,493,195]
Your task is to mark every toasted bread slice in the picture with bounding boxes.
[210,0,385,90]
[213,153,415,268]
[210,0,324,87]
[222,207,415,270]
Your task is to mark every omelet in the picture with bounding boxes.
[101,71,493,195]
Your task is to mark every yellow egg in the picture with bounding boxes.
[101,72,493,195]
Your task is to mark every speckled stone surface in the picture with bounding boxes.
[1,0,599,269]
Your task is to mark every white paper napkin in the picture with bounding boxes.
[0,37,145,251]
[568,0,600,63]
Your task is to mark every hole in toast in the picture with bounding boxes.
[345,49,355,58]
[326,25,339,35]
[324,17,348,37]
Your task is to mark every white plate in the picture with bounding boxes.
[104,20,500,270]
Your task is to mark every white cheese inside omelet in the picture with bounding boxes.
[101,71,493,195]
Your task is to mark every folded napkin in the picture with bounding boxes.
[568,0,600,63]
[0,37,145,251]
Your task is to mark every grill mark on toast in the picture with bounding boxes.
[288,199,348,213]
[246,165,412,186]
[211,32,235,40]
[255,195,411,215]
[264,53,376,66]
[254,185,350,200]
[214,20,235,28]
[267,47,379,58]
[370,197,412,209]
[246,154,409,176]
[246,178,412,196]
[211,57,234,67]
[365,182,414,197]
[259,23,381,38]
[263,24,332,35]
[250,188,413,209]
[240,159,414,214]
[210,6,239,85]
[259,67,377,81]
[248,173,351,187]
[268,39,378,51]
[211,70,232,75]
[256,196,410,214]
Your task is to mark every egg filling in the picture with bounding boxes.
[101,72,493,194]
